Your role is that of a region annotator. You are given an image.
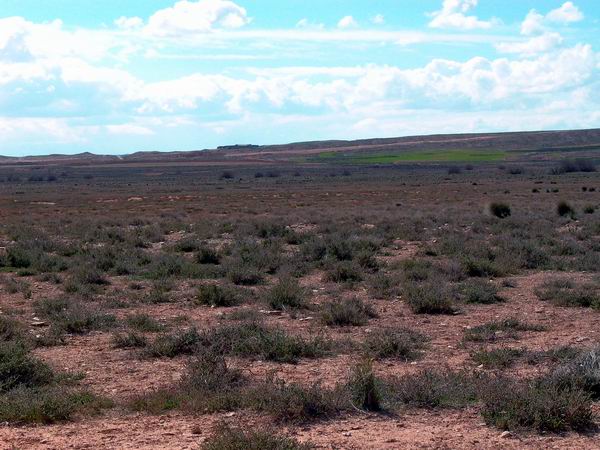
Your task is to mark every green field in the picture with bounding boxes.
[315,149,508,164]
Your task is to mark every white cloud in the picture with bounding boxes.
[115,16,144,30]
[521,2,584,36]
[296,19,324,30]
[547,2,584,24]
[106,124,154,135]
[371,14,385,25]
[145,0,249,37]
[428,0,497,30]
[496,32,563,55]
[337,16,358,29]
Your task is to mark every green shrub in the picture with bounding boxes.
[196,284,241,307]
[321,298,376,326]
[204,322,328,363]
[346,360,382,411]
[557,201,575,218]
[393,370,478,408]
[460,279,503,304]
[489,202,511,219]
[322,261,362,283]
[267,278,306,310]
[548,347,600,399]
[245,378,343,423]
[583,205,596,214]
[196,246,220,265]
[480,379,592,432]
[227,263,263,286]
[201,425,311,450]
[0,342,54,392]
[404,281,455,315]
[34,298,116,335]
[126,313,164,332]
[363,327,428,360]
[464,318,544,342]
[0,387,109,424]
[472,348,525,369]
[535,279,599,308]
[145,328,202,358]
[112,332,148,349]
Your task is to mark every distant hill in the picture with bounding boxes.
[1,128,599,167]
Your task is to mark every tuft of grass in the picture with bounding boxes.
[196,246,221,265]
[204,322,329,363]
[404,280,455,315]
[321,298,376,327]
[346,360,383,411]
[112,332,148,349]
[322,261,362,283]
[195,284,241,308]
[267,278,307,310]
[489,202,511,219]
[460,279,504,305]
[557,201,576,218]
[145,328,202,358]
[472,348,525,369]
[34,298,116,335]
[393,370,479,408]
[535,279,599,308]
[201,425,312,450]
[464,318,544,343]
[548,347,600,399]
[480,378,593,432]
[363,327,428,360]
[126,313,164,333]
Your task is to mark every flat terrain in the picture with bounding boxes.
[0,133,599,449]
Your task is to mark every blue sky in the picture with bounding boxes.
[0,1,598,156]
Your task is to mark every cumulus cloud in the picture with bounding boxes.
[371,14,385,25]
[428,0,497,30]
[496,32,563,55]
[547,2,584,24]
[521,2,584,35]
[296,18,324,30]
[337,16,358,29]
[145,0,249,37]
[115,16,144,30]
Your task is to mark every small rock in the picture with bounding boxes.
[30,321,47,327]
[500,431,512,439]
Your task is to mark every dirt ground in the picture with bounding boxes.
[0,162,599,449]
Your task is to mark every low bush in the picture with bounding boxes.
[535,279,599,308]
[393,370,478,408]
[204,322,329,363]
[346,360,383,411]
[363,327,428,360]
[112,332,148,349]
[480,378,593,432]
[145,328,203,358]
[267,278,307,310]
[126,313,164,332]
[472,348,525,369]
[196,246,221,265]
[548,347,600,399]
[464,319,544,342]
[557,201,576,218]
[404,280,455,315]
[489,202,511,219]
[201,425,312,450]
[321,298,376,327]
[460,279,503,304]
[195,284,241,307]
[34,298,116,335]
[322,261,362,283]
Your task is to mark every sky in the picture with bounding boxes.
[0,1,598,156]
